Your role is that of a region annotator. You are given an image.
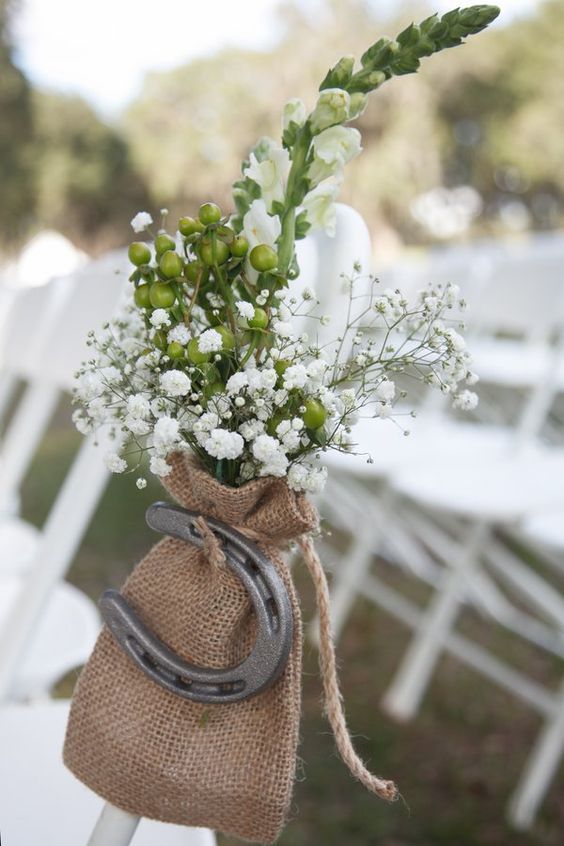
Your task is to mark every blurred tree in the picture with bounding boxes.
[0,0,35,250]
[123,0,564,245]
[32,92,152,253]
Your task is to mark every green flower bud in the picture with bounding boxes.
[348,92,368,120]
[167,341,185,360]
[302,398,326,429]
[199,202,222,225]
[149,282,175,309]
[134,284,152,309]
[282,98,307,132]
[248,307,268,330]
[200,238,230,266]
[128,241,151,266]
[249,244,278,272]
[179,216,204,236]
[310,88,350,134]
[153,330,168,351]
[274,359,291,379]
[216,325,235,352]
[184,261,202,283]
[159,250,184,279]
[230,236,249,258]
[154,233,176,257]
[187,337,211,364]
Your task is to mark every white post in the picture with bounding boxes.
[88,804,140,846]
[382,521,489,721]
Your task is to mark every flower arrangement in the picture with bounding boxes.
[74,5,498,491]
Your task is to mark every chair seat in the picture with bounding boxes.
[0,516,40,575]
[325,415,512,479]
[520,510,564,552]
[0,579,101,698]
[0,701,216,845]
[392,444,564,523]
[470,338,555,388]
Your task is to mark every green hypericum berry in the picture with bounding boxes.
[248,307,268,330]
[154,233,176,257]
[134,284,152,309]
[302,398,326,429]
[230,236,249,257]
[128,241,151,266]
[178,216,204,237]
[199,202,222,225]
[267,412,287,437]
[200,238,230,266]
[159,250,184,279]
[149,282,175,309]
[274,359,291,378]
[204,381,224,400]
[187,337,211,364]
[167,341,185,360]
[184,261,202,283]
[249,244,278,272]
[153,330,168,351]
[216,325,235,352]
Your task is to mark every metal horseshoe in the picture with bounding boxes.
[99,501,293,704]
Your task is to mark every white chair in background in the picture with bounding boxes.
[0,251,130,700]
[310,222,564,826]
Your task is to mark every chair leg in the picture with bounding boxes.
[382,520,489,722]
[507,681,564,830]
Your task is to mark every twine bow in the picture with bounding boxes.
[194,515,398,803]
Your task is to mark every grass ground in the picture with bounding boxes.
[19,399,564,845]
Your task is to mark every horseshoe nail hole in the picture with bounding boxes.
[265,597,279,631]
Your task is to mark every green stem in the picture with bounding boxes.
[278,126,311,276]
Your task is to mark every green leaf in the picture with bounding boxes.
[294,210,311,240]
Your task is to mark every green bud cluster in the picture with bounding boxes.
[319,5,500,94]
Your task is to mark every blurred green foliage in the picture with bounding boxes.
[1,0,563,254]
[0,0,35,244]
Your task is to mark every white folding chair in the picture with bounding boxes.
[0,251,130,700]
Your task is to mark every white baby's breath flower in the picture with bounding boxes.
[204,429,244,460]
[130,211,153,233]
[136,477,147,490]
[153,416,181,451]
[252,434,289,477]
[283,364,308,390]
[226,372,249,395]
[375,379,395,403]
[160,370,191,397]
[167,324,190,345]
[150,309,171,329]
[452,390,479,410]
[104,452,127,474]
[149,455,172,476]
[198,328,223,354]
[235,301,255,321]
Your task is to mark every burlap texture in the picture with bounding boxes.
[64,453,318,844]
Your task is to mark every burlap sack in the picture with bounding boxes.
[64,452,318,844]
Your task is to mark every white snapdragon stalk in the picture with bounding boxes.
[74,5,501,490]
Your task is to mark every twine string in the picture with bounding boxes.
[196,514,397,803]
